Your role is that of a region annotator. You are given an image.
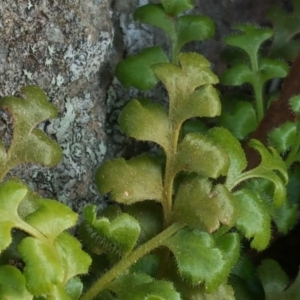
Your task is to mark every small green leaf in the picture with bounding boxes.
[221,59,288,88]
[54,232,91,281]
[248,139,288,207]
[231,140,288,207]
[234,189,271,251]
[134,4,175,41]
[108,273,180,300]
[115,47,168,90]
[153,53,219,124]
[289,94,300,114]
[173,85,221,122]
[119,99,170,151]
[257,259,300,299]
[130,254,161,277]
[25,199,78,241]
[0,179,28,252]
[80,206,140,256]
[164,228,235,292]
[19,237,64,295]
[0,86,62,179]
[175,133,229,178]
[65,277,83,300]
[124,201,163,245]
[161,0,193,16]
[0,265,32,300]
[259,58,289,82]
[176,15,215,53]
[173,176,237,232]
[224,25,273,60]
[268,122,297,153]
[208,127,247,189]
[221,64,253,86]
[272,201,298,234]
[218,101,257,140]
[96,155,163,204]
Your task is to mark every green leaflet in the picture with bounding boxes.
[153,53,219,125]
[173,176,237,232]
[64,277,83,300]
[176,15,215,54]
[134,4,176,42]
[268,122,297,153]
[175,132,229,178]
[79,205,140,256]
[268,0,300,60]
[258,259,300,299]
[224,25,273,63]
[164,228,240,292]
[0,179,28,252]
[25,199,78,241]
[208,127,247,188]
[124,201,163,245]
[218,101,257,140]
[115,46,168,90]
[221,59,288,88]
[107,273,180,300]
[0,265,32,300]
[161,0,193,16]
[0,86,62,180]
[234,189,271,251]
[96,154,163,204]
[290,94,300,114]
[119,99,170,152]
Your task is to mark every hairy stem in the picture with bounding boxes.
[80,222,184,300]
[285,123,300,168]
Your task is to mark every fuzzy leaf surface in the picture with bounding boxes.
[0,265,32,299]
[289,94,300,114]
[0,179,30,252]
[268,122,297,153]
[18,237,64,295]
[218,101,257,140]
[153,53,219,125]
[245,139,288,207]
[19,233,90,297]
[64,277,83,300]
[79,205,140,255]
[174,85,221,122]
[54,232,91,281]
[25,199,78,241]
[224,25,273,59]
[176,15,215,52]
[134,4,175,41]
[234,189,271,251]
[221,59,288,87]
[258,259,300,299]
[124,201,163,245]
[108,273,180,300]
[0,86,62,178]
[119,99,170,151]
[164,228,239,292]
[173,176,237,232]
[175,133,229,178]
[161,0,193,16]
[96,155,163,204]
[115,46,168,90]
[208,127,247,189]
